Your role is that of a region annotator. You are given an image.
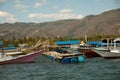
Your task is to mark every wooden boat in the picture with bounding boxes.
[77,39,101,58]
[42,50,85,63]
[0,50,43,65]
[79,38,114,58]
[0,39,46,65]
[77,47,101,58]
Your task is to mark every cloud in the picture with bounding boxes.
[0,11,16,23]
[34,0,48,8]
[52,6,59,9]
[0,0,6,3]
[15,0,28,12]
[59,9,73,13]
[28,9,84,20]
[28,13,54,19]
[34,2,42,8]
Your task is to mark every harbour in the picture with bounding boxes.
[0,1,120,79]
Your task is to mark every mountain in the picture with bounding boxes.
[0,8,120,39]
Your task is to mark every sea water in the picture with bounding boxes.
[0,55,120,80]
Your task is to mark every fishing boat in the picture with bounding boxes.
[78,41,101,58]
[77,34,100,58]
[79,38,114,58]
[0,42,43,65]
[78,47,101,58]
[0,50,43,65]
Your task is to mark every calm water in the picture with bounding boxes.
[0,55,120,80]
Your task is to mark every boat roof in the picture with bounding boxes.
[114,38,120,42]
[55,40,80,45]
[87,41,101,45]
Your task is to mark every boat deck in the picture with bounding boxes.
[42,51,82,59]
[0,55,13,61]
[92,49,120,58]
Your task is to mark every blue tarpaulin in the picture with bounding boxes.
[0,43,17,50]
[5,44,17,50]
[87,41,114,46]
[87,41,101,45]
[55,40,80,45]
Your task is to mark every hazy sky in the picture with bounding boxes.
[0,0,119,23]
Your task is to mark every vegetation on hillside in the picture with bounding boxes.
[0,34,120,47]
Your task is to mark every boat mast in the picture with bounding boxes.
[85,33,87,43]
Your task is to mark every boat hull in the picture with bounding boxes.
[46,55,85,63]
[78,48,101,58]
[0,50,43,65]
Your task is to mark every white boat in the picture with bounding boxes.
[93,38,120,59]
[0,50,43,65]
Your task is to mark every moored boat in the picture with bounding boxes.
[0,50,43,65]
[0,41,43,65]
[77,40,101,58]
[78,47,101,58]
